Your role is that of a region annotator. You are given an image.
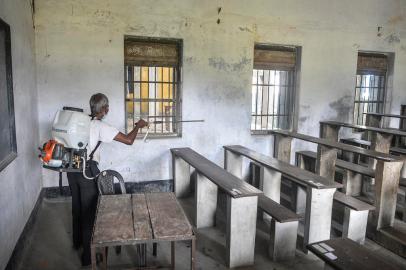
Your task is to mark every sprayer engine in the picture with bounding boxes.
[39,107,90,171]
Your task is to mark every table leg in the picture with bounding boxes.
[102,247,107,270]
[91,245,96,270]
[191,238,196,270]
[171,241,175,270]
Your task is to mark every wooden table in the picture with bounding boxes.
[91,192,195,269]
[307,238,403,270]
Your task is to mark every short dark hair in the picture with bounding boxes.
[89,93,109,116]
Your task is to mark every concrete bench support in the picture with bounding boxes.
[226,195,258,268]
[173,156,191,198]
[260,167,281,221]
[316,145,337,181]
[224,150,243,179]
[269,219,298,261]
[320,122,340,142]
[342,170,363,196]
[374,160,403,229]
[304,187,336,249]
[274,134,292,162]
[195,172,218,228]
[343,207,369,244]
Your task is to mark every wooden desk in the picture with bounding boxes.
[319,120,406,154]
[307,238,403,270]
[91,193,195,270]
[364,112,406,127]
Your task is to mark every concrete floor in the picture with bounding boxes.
[14,195,406,270]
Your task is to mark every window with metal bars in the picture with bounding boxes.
[124,38,181,136]
[353,53,387,125]
[251,46,297,132]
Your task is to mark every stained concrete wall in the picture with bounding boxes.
[0,0,41,269]
[35,0,406,187]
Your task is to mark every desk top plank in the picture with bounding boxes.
[224,145,342,189]
[258,194,301,223]
[171,148,262,197]
[93,194,135,244]
[146,192,193,240]
[269,130,398,162]
[308,238,403,270]
[320,120,406,137]
[333,192,375,211]
[132,194,153,241]
[364,112,406,120]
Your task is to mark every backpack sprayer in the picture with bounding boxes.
[39,107,90,174]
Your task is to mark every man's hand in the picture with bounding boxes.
[135,119,148,129]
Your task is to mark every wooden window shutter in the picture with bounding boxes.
[254,47,296,70]
[357,53,387,75]
[125,40,179,67]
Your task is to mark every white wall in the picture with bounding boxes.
[35,0,406,187]
[0,0,41,268]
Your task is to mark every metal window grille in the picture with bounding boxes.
[124,38,181,136]
[251,69,295,131]
[125,66,178,135]
[353,74,386,125]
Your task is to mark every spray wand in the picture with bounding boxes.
[142,119,205,142]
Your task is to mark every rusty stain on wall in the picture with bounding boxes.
[387,15,404,25]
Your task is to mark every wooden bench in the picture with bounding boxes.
[257,194,300,261]
[171,147,262,268]
[269,129,403,232]
[320,120,406,159]
[296,150,375,196]
[340,138,406,178]
[307,238,404,270]
[223,145,341,251]
[295,150,374,243]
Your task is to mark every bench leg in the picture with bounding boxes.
[269,219,298,261]
[342,208,369,244]
[316,145,337,181]
[195,172,218,228]
[226,195,258,268]
[224,150,243,178]
[342,171,363,196]
[91,245,96,270]
[304,187,335,250]
[260,167,281,222]
[369,133,393,168]
[173,156,191,198]
[373,160,403,229]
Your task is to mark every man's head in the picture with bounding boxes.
[90,93,109,119]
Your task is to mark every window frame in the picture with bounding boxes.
[353,52,388,126]
[124,36,183,138]
[251,44,298,134]
[0,18,17,172]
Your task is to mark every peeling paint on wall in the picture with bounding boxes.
[238,26,253,33]
[208,57,251,72]
[385,33,401,44]
[329,95,353,122]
